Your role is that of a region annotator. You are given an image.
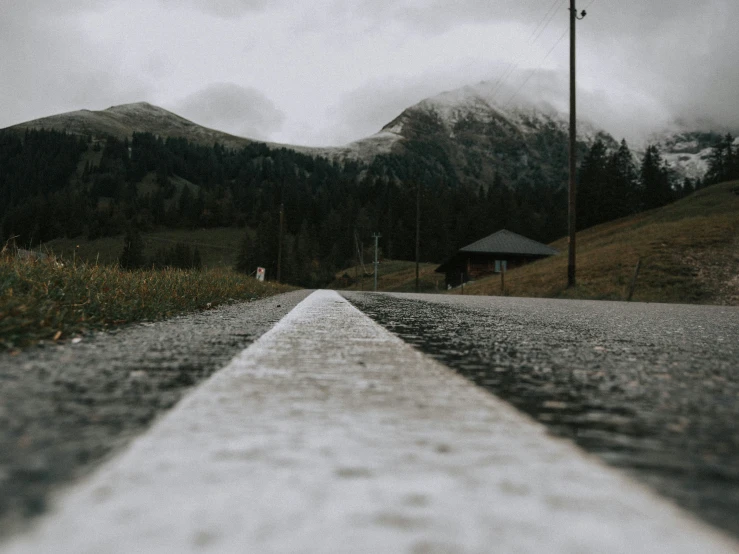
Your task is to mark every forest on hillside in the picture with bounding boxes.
[1,128,736,286]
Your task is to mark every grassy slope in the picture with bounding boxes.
[330,260,443,293]
[329,181,739,305]
[462,180,739,304]
[42,227,247,268]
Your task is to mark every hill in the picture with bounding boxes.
[331,181,739,305]
[329,260,441,293]
[4,101,394,162]
[40,227,247,269]
[7,102,253,149]
[458,180,739,305]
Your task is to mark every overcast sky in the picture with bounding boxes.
[2,0,737,146]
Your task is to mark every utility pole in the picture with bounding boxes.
[415,182,421,293]
[568,2,586,288]
[372,232,382,292]
[277,203,284,283]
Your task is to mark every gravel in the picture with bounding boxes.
[0,290,311,538]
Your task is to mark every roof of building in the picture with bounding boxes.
[460,229,559,256]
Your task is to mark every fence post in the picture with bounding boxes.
[627,257,642,301]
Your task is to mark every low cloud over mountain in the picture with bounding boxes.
[173,83,286,141]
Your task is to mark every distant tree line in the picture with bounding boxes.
[575,137,724,231]
[704,133,739,186]
[2,127,734,287]
[118,227,202,271]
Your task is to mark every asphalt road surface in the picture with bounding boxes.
[2,290,736,554]
[343,292,739,538]
[1,289,738,552]
[0,290,311,538]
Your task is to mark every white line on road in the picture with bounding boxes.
[2,290,737,553]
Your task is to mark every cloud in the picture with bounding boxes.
[321,62,509,145]
[339,0,542,33]
[157,0,271,18]
[173,83,285,140]
[0,1,151,127]
[578,0,739,134]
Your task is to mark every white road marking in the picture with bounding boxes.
[2,290,737,553]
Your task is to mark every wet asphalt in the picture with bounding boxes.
[343,292,739,539]
[0,290,311,538]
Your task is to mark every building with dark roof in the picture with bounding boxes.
[435,229,558,287]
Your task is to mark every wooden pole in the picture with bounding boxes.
[277,203,284,283]
[568,0,578,288]
[373,233,381,291]
[627,257,642,301]
[415,182,421,293]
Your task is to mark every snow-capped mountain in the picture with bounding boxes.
[648,130,731,181]
[5,84,728,186]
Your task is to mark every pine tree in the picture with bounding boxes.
[607,139,640,217]
[578,139,609,230]
[641,145,673,210]
[705,133,738,185]
[119,227,146,270]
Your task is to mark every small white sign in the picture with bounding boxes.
[256,267,265,281]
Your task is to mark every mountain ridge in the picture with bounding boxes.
[4,83,733,182]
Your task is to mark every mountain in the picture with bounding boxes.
[369,81,616,189]
[7,102,249,148]
[370,82,734,185]
[6,89,726,185]
[5,102,398,163]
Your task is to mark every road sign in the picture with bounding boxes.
[256,267,265,282]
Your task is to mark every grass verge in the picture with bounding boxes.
[0,254,293,351]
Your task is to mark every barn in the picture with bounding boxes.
[435,229,558,288]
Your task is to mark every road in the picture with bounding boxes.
[0,290,737,552]
[0,290,312,537]
[344,292,739,537]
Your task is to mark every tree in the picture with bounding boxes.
[119,227,146,269]
[640,145,673,210]
[705,133,737,185]
[577,139,609,230]
[607,139,641,217]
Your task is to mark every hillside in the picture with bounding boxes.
[7,103,250,149]
[329,260,441,293]
[41,227,246,269]
[333,181,739,305]
[459,180,739,305]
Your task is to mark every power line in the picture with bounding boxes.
[494,0,561,100]
[505,25,569,106]
[528,0,563,42]
[532,0,565,44]
[492,0,566,103]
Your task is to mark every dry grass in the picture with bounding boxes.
[331,261,442,292]
[0,253,292,350]
[461,180,739,304]
[41,227,247,268]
